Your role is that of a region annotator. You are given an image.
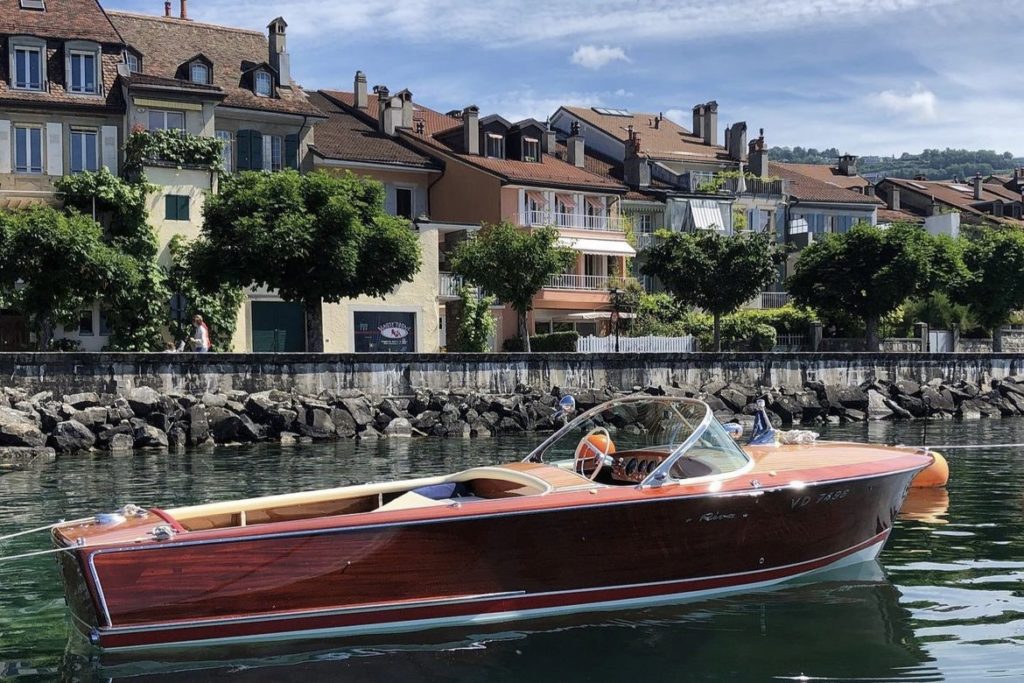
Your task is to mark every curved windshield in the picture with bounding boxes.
[526,396,752,486]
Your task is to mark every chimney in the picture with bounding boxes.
[748,128,768,178]
[838,154,858,176]
[726,121,747,162]
[354,71,367,109]
[692,104,705,140]
[973,172,983,200]
[164,1,171,17]
[703,100,718,147]
[654,113,661,129]
[889,187,901,211]
[567,120,584,168]
[462,105,479,155]
[373,85,389,130]
[542,124,556,154]
[179,0,187,19]
[399,89,413,129]
[382,96,401,136]
[267,18,290,86]
[623,127,650,188]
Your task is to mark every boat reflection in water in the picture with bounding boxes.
[68,562,940,682]
[899,487,951,525]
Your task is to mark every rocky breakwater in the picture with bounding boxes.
[0,375,1021,457]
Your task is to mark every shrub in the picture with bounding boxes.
[502,331,579,352]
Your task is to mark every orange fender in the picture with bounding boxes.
[911,451,949,488]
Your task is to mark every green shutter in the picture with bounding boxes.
[250,131,263,171]
[177,195,189,220]
[237,130,251,170]
[285,133,298,169]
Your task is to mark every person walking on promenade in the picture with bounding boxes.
[191,314,211,353]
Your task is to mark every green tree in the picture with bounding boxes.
[787,222,963,351]
[190,170,422,352]
[956,229,1024,351]
[640,230,783,351]
[0,206,135,349]
[165,235,245,351]
[450,286,496,352]
[449,222,575,352]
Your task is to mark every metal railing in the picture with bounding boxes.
[516,212,625,232]
[546,274,638,291]
[439,272,465,299]
[722,176,788,196]
[577,334,697,353]
[760,291,790,308]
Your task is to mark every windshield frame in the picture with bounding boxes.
[524,395,752,487]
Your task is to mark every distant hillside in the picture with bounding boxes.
[768,147,1024,181]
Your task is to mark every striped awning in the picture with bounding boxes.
[558,236,637,257]
[690,199,725,230]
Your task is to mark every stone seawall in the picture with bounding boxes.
[2,352,1024,397]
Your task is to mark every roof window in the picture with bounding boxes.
[592,107,630,117]
[19,0,45,10]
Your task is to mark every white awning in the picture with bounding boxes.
[690,199,724,231]
[558,236,637,257]
[565,311,636,320]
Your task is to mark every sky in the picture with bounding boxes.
[107,0,1024,157]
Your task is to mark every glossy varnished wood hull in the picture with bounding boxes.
[62,463,920,650]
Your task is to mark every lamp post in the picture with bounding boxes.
[610,287,623,353]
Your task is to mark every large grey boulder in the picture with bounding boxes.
[0,406,32,427]
[296,406,335,439]
[201,392,228,408]
[383,417,412,437]
[133,425,169,449]
[187,404,210,444]
[867,390,894,421]
[0,422,46,448]
[49,420,96,452]
[64,392,100,410]
[127,386,161,417]
[341,397,374,427]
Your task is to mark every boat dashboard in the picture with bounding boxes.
[603,447,721,484]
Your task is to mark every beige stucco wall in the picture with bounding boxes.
[143,165,215,267]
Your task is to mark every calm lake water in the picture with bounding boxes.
[1,419,1023,682]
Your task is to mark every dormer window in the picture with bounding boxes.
[522,137,540,163]
[190,62,210,84]
[485,133,504,159]
[68,50,97,93]
[19,0,45,9]
[11,40,45,91]
[254,71,272,97]
[125,52,141,73]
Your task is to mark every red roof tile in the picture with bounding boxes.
[771,162,883,205]
[776,162,871,192]
[0,0,121,43]
[321,89,459,136]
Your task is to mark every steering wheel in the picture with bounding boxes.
[574,427,612,480]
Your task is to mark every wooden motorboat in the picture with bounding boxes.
[51,396,931,651]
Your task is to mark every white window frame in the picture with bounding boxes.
[20,0,46,9]
[14,125,43,174]
[10,38,46,91]
[66,43,100,95]
[485,132,504,159]
[215,130,232,172]
[270,135,283,171]
[522,137,540,162]
[254,71,272,97]
[69,128,99,173]
[125,52,140,73]
[147,109,185,131]
[190,61,209,84]
[636,213,653,233]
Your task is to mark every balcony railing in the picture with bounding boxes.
[439,272,465,299]
[744,291,790,309]
[516,211,625,232]
[546,274,638,291]
[722,176,788,196]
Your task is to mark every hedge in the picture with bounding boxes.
[502,331,580,352]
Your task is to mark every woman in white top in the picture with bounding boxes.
[191,314,211,353]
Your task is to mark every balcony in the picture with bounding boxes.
[722,175,788,196]
[439,272,465,300]
[744,290,790,309]
[546,274,638,291]
[516,211,625,232]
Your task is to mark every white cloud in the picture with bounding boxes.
[570,45,628,69]
[663,109,689,126]
[872,84,938,122]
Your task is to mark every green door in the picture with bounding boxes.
[251,302,305,352]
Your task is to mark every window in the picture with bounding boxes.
[555,196,572,226]
[834,215,855,233]
[522,137,540,162]
[13,46,42,90]
[164,194,190,221]
[353,311,416,352]
[78,309,94,336]
[70,129,98,173]
[215,130,232,172]
[14,126,43,174]
[395,187,414,219]
[20,0,46,9]
[125,52,140,73]
[190,62,209,84]
[636,213,653,233]
[485,133,504,159]
[254,71,272,96]
[98,308,112,336]
[270,135,282,171]
[69,50,97,94]
[147,109,185,131]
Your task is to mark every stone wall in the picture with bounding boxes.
[2,352,1024,398]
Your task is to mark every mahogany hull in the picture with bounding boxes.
[62,467,918,650]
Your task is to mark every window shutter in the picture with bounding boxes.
[0,120,10,174]
[236,130,251,170]
[45,122,63,176]
[100,125,118,175]
[261,134,272,171]
[284,133,298,169]
[250,131,263,170]
[384,183,396,215]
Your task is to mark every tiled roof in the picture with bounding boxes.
[883,177,1024,226]
[0,47,123,110]
[322,89,460,136]
[776,162,870,191]
[558,105,730,162]
[771,162,883,206]
[108,11,322,117]
[877,208,923,224]
[307,91,436,169]
[0,0,122,43]
[125,72,224,95]
[555,142,666,201]
[981,180,1023,202]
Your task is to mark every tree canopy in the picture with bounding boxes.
[955,229,1024,351]
[640,230,783,350]
[449,222,575,352]
[190,170,422,351]
[787,222,964,350]
[768,146,1022,182]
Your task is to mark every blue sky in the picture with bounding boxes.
[107,0,1024,156]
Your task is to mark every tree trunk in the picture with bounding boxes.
[993,325,1004,353]
[713,312,722,352]
[518,308,531,352]
[864,314,880,352]
[37,318,52,351]
[305,298,324,353]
